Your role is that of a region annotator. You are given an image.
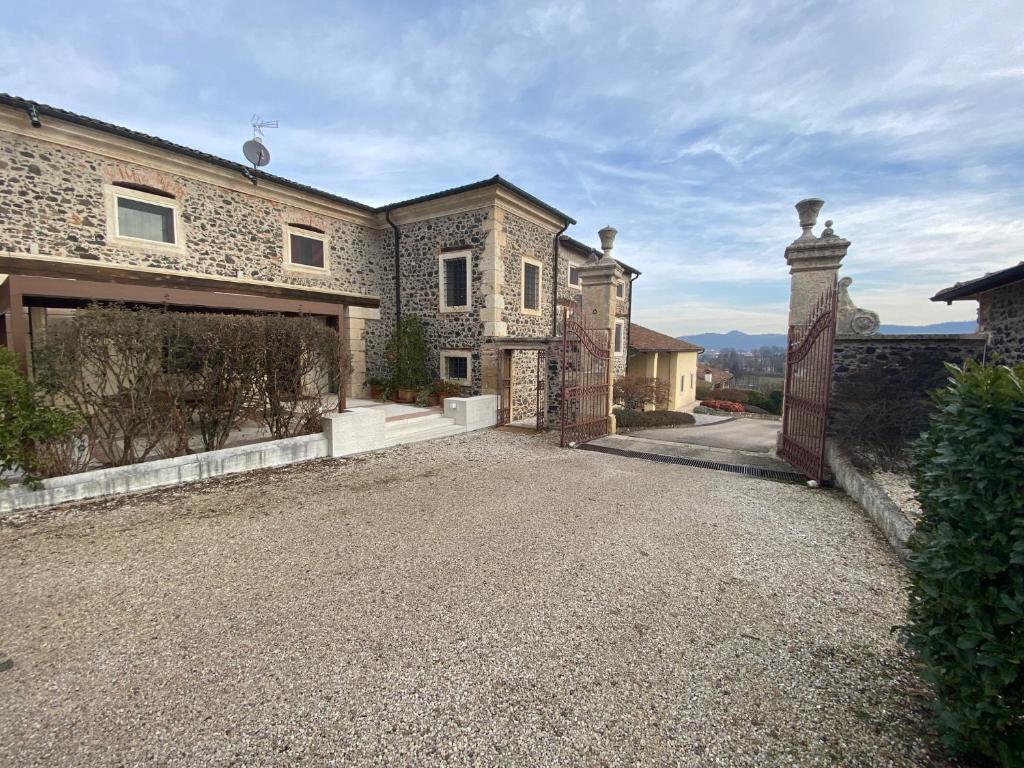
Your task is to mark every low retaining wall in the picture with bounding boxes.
[1,396,499,516]
[825,441,914,559]
[0,433,329,515]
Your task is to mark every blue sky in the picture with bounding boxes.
[3,0,1022,333]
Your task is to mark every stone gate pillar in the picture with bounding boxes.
[784,199,850,328]
[579,225,623,434]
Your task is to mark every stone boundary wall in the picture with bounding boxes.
[978,283,1024,365]
[829,333,987,445]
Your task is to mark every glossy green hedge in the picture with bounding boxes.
[905,362,1024,766]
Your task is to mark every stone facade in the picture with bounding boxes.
[978,283,1024,364]
[829,334,988,445]
[0,99,634,430]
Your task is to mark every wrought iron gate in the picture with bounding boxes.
[780,285,838,483]
[560,304,611,447]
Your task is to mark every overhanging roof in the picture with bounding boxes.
[629,323,703,353]
[559,234,641,276]
[383,175,576,225]
[0,253,379,308]
[932,262,1024,303]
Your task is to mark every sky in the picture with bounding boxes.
[3,0,1022,334]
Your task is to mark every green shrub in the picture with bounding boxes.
[904,362,1024,765]
[711,387,751,404]
[613,408,695,430]
[386,314,429,391]
[0,348,79,488]
[696,383,713,400]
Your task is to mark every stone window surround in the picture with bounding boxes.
[520,254,543,316]
[438,251,472,313]
[566,256,585,289]
[614,319,624,355]
[104,183,185,253]
[439,350,472,384]
[282,223,330,275]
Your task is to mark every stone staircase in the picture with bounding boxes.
[383,412,464,448]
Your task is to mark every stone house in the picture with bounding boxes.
[0,95,637,427]
[932,262,1024,365]
[700,365,734,390]
[625,324,703,411]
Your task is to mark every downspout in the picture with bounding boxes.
[385,208,402,322]
[551,222,569,336]
[625,271,639,368]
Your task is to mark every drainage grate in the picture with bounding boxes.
[578,442,809,484]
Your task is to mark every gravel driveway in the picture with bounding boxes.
[0,430,957,767]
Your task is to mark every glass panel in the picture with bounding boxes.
[568,265,580,286]
[524,263,539,310]
[290,233,325,268]
[444,257,467,307]
[616,282,624,298]
[614,323,623,352]
[117,197,175,243]
[446,356,468,380]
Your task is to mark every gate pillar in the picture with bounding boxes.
[579,225,623,434]
[784,199,850,328]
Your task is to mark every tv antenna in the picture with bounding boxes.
[242,115,277,171]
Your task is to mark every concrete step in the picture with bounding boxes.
[383,423,465,448]
[384,413,453,439]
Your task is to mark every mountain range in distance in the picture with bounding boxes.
[679,321,977,351]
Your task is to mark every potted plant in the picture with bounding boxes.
[415,388,431,408]
[429,379,461,407]
[386,314,429,403]
[365,375,386,400]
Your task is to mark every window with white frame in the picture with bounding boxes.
[440,351,471,384]
[285,224,328,270]
[681,374,686,391]
[614,320,624,355]
[616,280,625,299]
[567,262,582,288]
[522,256,542,314]
[109,183,181,247]
[439,252,470,312]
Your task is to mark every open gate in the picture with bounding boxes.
[560,304,611,447]
[780,285,838,483]
[497,348,548,430]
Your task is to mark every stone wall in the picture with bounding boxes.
[979,283,1024,365]
[0,131,384,297]
[511,349,540,422]
[502,211,557,338]
[829,333,988,448]
[395,207,491,391]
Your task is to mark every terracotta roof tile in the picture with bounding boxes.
[629,323,704,353]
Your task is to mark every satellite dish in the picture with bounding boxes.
[243,137,271,168]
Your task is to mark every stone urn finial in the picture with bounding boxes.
[795,198,824,240]
[598,225,618,260]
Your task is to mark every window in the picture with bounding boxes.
[440,351,471,384]
[681,375,686,392]
[616,281,625,299]
[690,373,695,390]
[439,252,470,312]
[521,256,542,315]
[107,184,181,248]
[568,262,582,288]
[284,224,328,271]
[614,321,624,355]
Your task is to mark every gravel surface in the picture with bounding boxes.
[0,430,962,767]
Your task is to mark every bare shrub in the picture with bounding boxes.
[35,305,179,466]
[258,317,343,439]
[614,375,669,411]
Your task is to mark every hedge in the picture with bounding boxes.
[613,408,695,430]
[905,362,1024,765]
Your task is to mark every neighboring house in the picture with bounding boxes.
[0,95,637,426]
[699,365,734,390]
[626,323,704,411]
[932,262,1024,365]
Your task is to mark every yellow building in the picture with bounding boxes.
[626,324,704,411]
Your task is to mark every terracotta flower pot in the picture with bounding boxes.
[396,388,417,403]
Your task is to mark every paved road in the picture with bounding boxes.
[0,430,947,767]
[630,417,780,453]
